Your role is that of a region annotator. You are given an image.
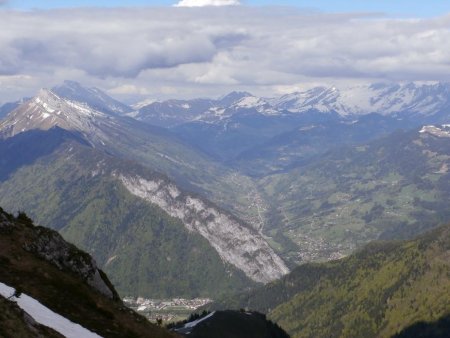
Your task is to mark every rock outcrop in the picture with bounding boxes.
[119,174,289,283]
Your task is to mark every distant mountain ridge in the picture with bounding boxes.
[269,82,450,117]
[133,82,450,128]
[132,81,450,176]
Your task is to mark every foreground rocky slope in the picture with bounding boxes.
[0,207,177,338]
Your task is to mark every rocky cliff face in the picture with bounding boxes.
[0,208,178,338]
[0,210,117,300]
[118,174,289,283]
[22,226,117,300]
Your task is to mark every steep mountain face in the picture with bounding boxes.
[0,128,288,297]
[0,89,112,142]
[119,174,288,283]
[0,208,176,338]
[258,126,450,264]
[211,224,450,338]
[22,221,118,300]
[52,80,132,115]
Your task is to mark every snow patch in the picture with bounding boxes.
[235,96,260,108]
[0,282,103,338]
[184,311,216,329]
[420,125,450,138]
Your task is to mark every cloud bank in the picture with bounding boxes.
[0,7,449,102]
[175,0,241,7]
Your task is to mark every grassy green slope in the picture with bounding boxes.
[0,133,255,298]
[212,224,450,338]
[260,129,450,263]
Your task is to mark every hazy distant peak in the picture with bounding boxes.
[218,91,253,106]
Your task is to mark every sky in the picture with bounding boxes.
[4,0,450,18]
[1,0,450,103]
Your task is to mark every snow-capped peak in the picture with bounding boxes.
[52,80,132,115]
[218,91,253,106]
[419,124,450,138]
[269,82,450,116]
[0,87,111,139]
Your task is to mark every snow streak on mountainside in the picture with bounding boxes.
[0,282,103,338]
[118,174,289,283]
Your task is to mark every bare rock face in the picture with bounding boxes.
[118,174,289,283]
[0,89,110,145]
[22,226,116,300]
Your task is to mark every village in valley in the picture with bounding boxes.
[123,296,213,323]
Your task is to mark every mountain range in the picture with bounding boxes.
[1,80,450,302]
[132,82,450,177]
[134,82,450,125]
[0,82,291,298]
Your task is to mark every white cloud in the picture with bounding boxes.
[108,84,152,96]
[174,0,240,7]
[0,7,450,103]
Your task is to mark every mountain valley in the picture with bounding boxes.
[0,128,288,297]
[1,80,450,337]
